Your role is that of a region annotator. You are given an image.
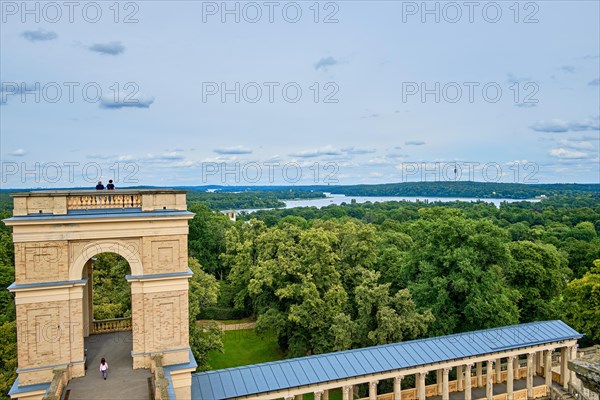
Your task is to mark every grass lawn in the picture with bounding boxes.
[206,329,344,400]
[207,328,285,370]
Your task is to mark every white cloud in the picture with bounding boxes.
[214,146,253,155]
[530,117,599,133]
[289,145,344,158]
[9,148,27,157]
[548,148,589,159]
[99,94,155,109]
[21,29,57,42]
[89,41,125,55]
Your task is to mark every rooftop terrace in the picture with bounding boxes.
[10,189,188,216]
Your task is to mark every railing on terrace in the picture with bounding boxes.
[358,385,547,400]
[151,354,171,400]
[67,193,142,209]
[42,367,70,400]
[357,369,546,400]
[11,189,188,215]
[91,317,132,334]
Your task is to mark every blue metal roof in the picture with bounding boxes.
[191,320,581,400]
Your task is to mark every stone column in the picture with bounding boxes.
[464,363,473,400]
[536,351,543,376]
[394,376,403,400]
[86,260,94,336]
[443,367,450,400]
[369,381,379,400]
[323,390,329,400]
[561,347,570,390]
[458,365,464,391]
[569,345,578,390]
[343,385,353,400]
[496,358,502,383]
[476,362,483,388]
[545,349,553,389]
[315,391,324,400]
[437,369,443,394]
[527,353,534,400]
[486,360,495,400]
[418,372,427,400]
[296,395,303,400]
[507,356,515,400]
[513,357,520,379]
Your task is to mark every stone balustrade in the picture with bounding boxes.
[42,367,70,400]
[151,354,171,400]
[67,193,142,209]
[91,317,132,334]
[357,385,547,400]
[11,189,187,216]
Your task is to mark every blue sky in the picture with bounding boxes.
[1,0,599,188]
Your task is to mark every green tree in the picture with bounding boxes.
[354,269,433,346]
[0,321,17,397]
[92,253,131,319]
[403,208,520,335]
[564,260,600,344]
[188,257,224,371]
[506,241,570,322]
[188,204,231,279]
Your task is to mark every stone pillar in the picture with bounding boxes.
[545,349,553,389]
[486,360,495,400]
[476,362,483,388]
[418,372,427,400]
[369,381,379,400]
[561,347,570,390]
[315,391,324,400]
[536,351,543,376]
[394,376,403,400]
[464,364,473,400]
[513,357,520,379]
[437,369,443,394]
[507,356,515,400]
[569,345,578,390]
[527,353,534,400]
[496,358,502,383]
[323,390,330,400]
[296,395,303,400]
[343,385,353,400]
[443,368,450,400]
[86,260,94,336]
[458,365,464,391]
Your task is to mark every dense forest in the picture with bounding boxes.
[0,188,599,397]
[188,194,600,360]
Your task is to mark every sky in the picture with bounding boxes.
[1,0,599,188]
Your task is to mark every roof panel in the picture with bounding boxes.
[250,367,269,393]
[191,320,582,400]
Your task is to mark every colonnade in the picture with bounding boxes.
[282,344,577,400]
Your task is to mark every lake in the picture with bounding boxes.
[236,193,539,213]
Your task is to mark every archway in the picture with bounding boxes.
[5,189,195,399]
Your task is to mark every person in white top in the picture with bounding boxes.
[100,358,108,380]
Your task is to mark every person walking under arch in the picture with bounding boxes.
[100,358,108,380]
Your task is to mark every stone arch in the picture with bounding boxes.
[69,239,143,280]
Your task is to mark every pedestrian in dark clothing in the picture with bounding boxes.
[106,180,115,190]
[96,181,104,190]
